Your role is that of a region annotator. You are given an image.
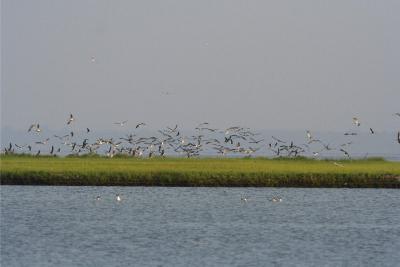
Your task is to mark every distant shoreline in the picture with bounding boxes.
[1,155,399,188]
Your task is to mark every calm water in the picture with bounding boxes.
[1,187,399,267]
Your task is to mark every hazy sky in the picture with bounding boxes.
[2,0,400,132]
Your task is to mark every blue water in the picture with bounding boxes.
[1,186,399,267]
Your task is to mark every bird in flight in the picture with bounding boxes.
[136,122,146,129]
[272,136,286,143]
[340,148,350,158]
[35,138,50,145]
[67,114,74,125]
[369,128,375,134]
[28,123,41,133]
[167,124,178,132]
[114,121,128,127]
[352,117,361,127]
[306,130,312,140]
[249,137,264,144]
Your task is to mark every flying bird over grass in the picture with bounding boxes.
[4,112,399,159]
[340,148,350,158]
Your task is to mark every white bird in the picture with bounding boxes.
[116,194,121,202]
[67,114,74,125]
[271,197,282,202]
[306,130,312,140]
[352,117,360,127]
[333,162,344,167]
[28,123,41,133]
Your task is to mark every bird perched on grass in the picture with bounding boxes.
[333,162,344,167]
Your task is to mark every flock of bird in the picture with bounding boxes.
[2,113,400,159]
[97,193,281,203]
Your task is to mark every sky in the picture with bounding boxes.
[2,0,400,132]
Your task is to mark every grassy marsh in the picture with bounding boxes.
[1,155,399,187]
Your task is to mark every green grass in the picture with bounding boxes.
[1,155,400,187]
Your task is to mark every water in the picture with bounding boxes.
[1,187,399,267]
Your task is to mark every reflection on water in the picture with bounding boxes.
[1,186,400,266]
